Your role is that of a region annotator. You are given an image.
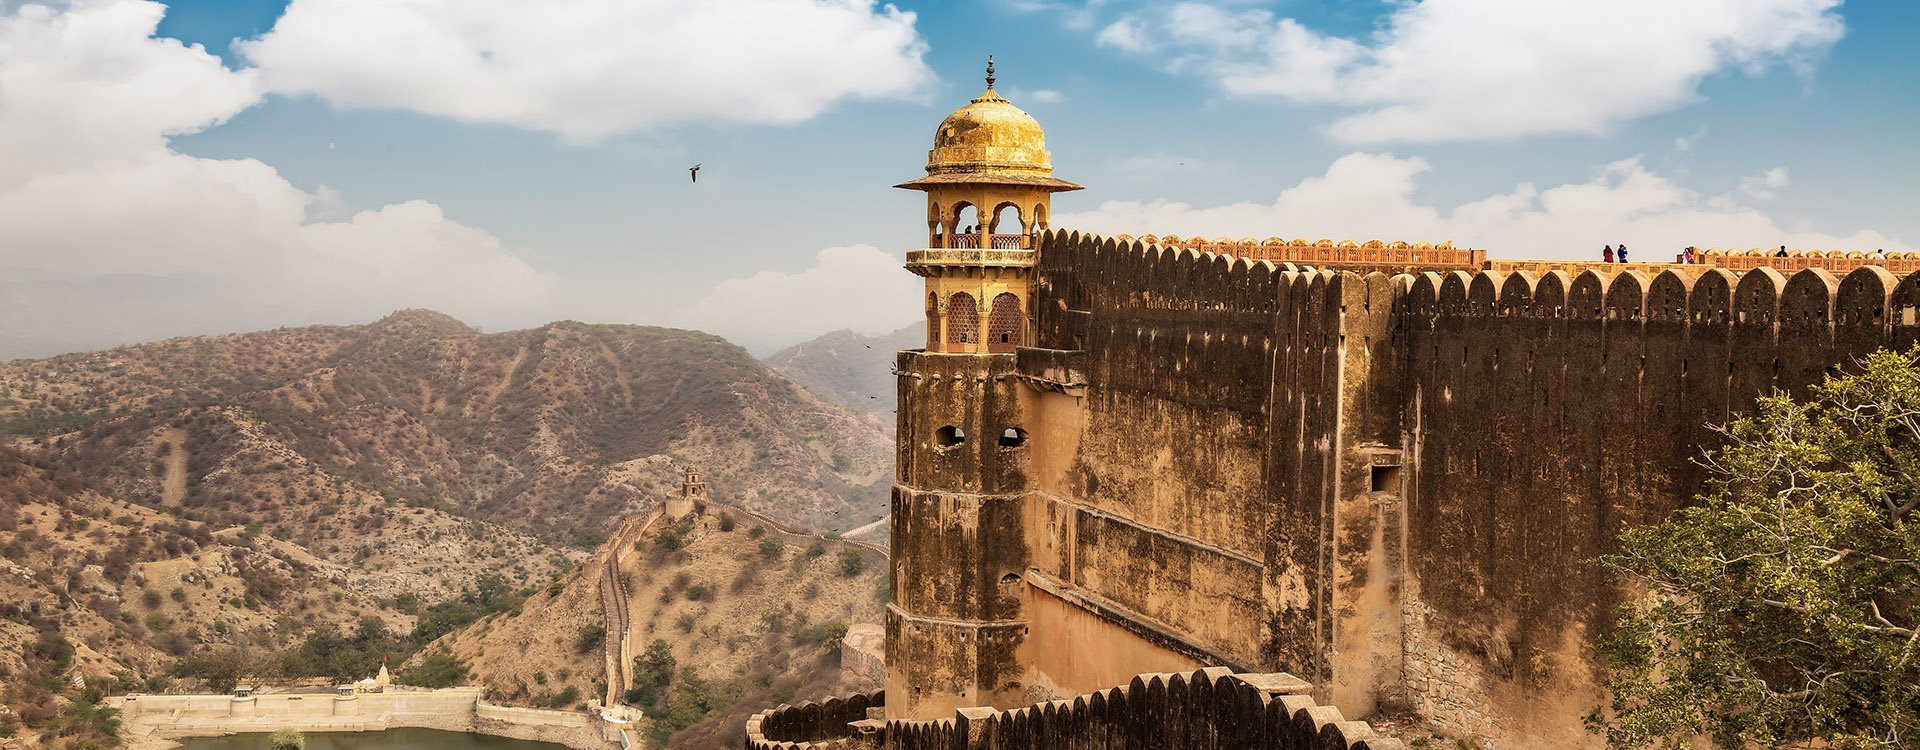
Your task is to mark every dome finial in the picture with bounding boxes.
[986,55,995,89]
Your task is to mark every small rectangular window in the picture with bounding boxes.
[1370,465,1401,494]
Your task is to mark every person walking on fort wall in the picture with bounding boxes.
[1683,246,1697,264]
[1604,244,1615,263]
[1618,244,1630,263]
[1777,245,1790,257]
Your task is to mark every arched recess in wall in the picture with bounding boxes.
[947,292,980,347]
[925,291,942,352]
[927,201,944,247]
[987,292,1024,353]
[1033,203,1048,232]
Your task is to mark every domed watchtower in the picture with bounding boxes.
[885,58,1075,723]
[897,57,1081,354]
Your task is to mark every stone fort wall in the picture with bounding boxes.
[744,670,1409,749]
[898,230,1919,746]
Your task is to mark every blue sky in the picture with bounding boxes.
[1,0,1914,357]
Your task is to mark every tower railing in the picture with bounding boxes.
[947,233,1031,250]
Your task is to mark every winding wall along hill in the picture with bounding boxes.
[429,503,885,749]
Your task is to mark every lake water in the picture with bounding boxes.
[173,728,569,750]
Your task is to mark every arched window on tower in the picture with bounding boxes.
[1033,203,1048,232]
[987,292,1023,353]
[947,292,980,348]
[951,204,980,248]
[990,203,1025,248]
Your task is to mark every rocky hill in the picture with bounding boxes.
[0,311,894,746]
[765,324,919,415]
[0,447,397,748]
[0,310,893,544]
[428,503,885,749]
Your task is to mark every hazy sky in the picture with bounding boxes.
[1,0,1914,359]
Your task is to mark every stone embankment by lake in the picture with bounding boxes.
[111,688,632,750]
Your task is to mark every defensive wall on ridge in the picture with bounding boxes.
[885,228,1920,747]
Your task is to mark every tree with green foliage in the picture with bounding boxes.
[1596,348,1920,749]
[627,639,676,709]
[574,624,605,654]
[397,649,467,688]
[837,548,865,577]
[49,699,119,749]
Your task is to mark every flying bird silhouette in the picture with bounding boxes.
[689,163,701,183]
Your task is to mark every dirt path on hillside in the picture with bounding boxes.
[482,345,530,412]
[159,427,188,507]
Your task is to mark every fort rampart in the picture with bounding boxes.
[886,228,1920,747]
[743,670,1409,749]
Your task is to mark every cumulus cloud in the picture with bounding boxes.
[1095,18,1148,53]
[1054,152,1902,260]
[1105,0,1845,143]
[1738,167,1790,201]
[0,0,553,359]
[240,0,932,140]
[671,245,919,355]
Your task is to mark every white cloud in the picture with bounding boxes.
[1738,167,1790,201]
[0,0,553,359]
[672,245,919,355]
[1112,0,1845,143]
[240,0,932,140]
[1673,125,1710,155]
[0,0,259,186]
[1008,87,1064,104]
[1054,152,1901,260]
[1096,18,1149,52]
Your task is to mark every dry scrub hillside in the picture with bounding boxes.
[0,448,394,748]
[0,310,893,745]
[0,310,892,542]
[765,323,918,416]
[431,504,886,749]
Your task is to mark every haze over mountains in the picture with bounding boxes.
[765,323,918,415]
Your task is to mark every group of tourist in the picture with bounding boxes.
[1602,244,1801,264]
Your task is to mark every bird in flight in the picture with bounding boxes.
[689,163,701,183]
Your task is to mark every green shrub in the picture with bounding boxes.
[573,624,605,654]
[796,621,849,654]
[397,650,467,688]
[268,728,304,750]
[837,549,865,577]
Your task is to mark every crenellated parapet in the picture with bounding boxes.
[743,670,1412,749]
[1107,234,1484,272]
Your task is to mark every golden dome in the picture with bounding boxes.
[926,87,1052,177]
[896,59,1081,193]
